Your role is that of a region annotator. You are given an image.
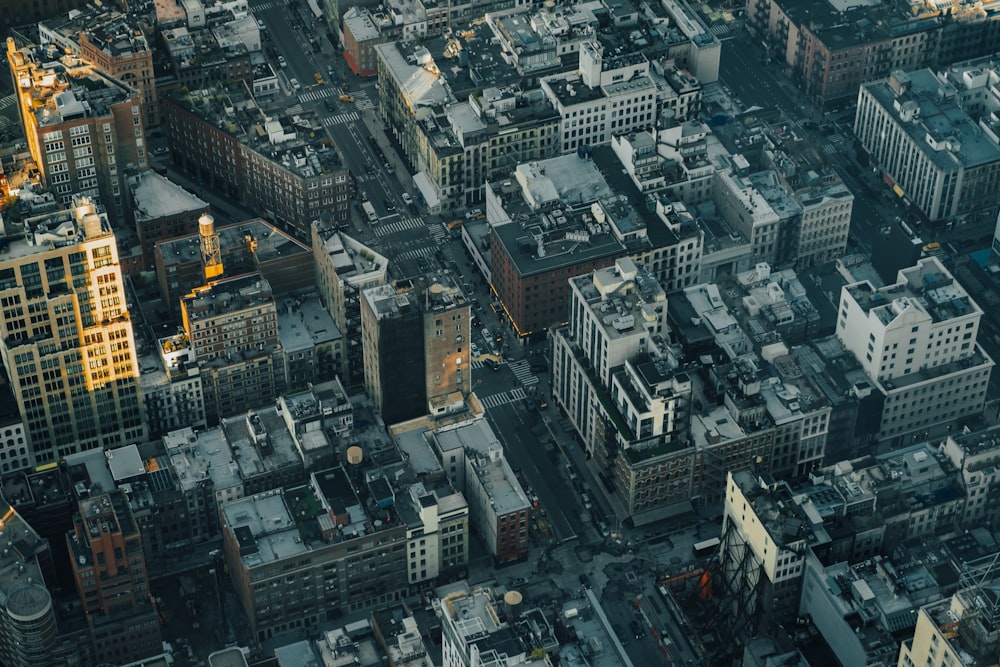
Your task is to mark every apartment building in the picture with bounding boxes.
[155,217,312,316]
[540,42,658,155]
[342,6,382,77]
[130,170,209,271]
[719,470,830,638]
[856,69,1000,222]
[67,490,160,665]
[437,581,556,667]
[746,0,1000,106]
[361,273,471,424]
[177,275,285,424]
[899,583,1000,667]
[0,198,145,465]
[400,481,469,589]
[552,259,696,517]
[162,82,350,241]
[220,469,409,643]
[430,418,531,565]
[312,224,389,385]
[837,257,994,446]
[7,39,147,223]
[39,5,158,127]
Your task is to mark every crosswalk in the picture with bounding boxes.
[507,359,539,387]
[823,143,837,155]
[250,0,285,10]
[354,91,374,111]
[372,216,425,237]
[394,246,436,262]
[299,88,333,103]
[708,24,732,38]
[285,103,304,116]
[428,222,448,242]
[321,111,361,126]
[479,388,527,410]
[0,95,15,111]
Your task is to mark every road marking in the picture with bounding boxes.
[479,388,527,410]
[372,216,424,237]
[507,359,539,387]
[299,88,334,102]
[321,112,360,126]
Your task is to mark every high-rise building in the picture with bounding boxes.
[66,490,161,665]
[312,224,389,385]
[361,273,470,424]
[0,197,145,465]
[7,39,148,223]
[836,256,994,447]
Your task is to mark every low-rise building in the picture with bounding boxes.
[430,417,531,565]
[130,170,209,270]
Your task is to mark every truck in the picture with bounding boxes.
[362,201,378,223]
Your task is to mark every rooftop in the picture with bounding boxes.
[164,426,242,494]
[131,171,208,221]
[182,274,275,321]
[864,69,1000,170]
[9,44,136,127]
[0,196,112,262]
[164,82,344,180]
[220,405,302,480]
[40,4,150,57]
[277,293,341,353]
[222,491,307,567]
[845,256,979,326]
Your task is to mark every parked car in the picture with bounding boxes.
[384,162,394,175]
[277,55,286,67]
[471,343,481,357]
[289,78,301,92]
[401,192,413,205]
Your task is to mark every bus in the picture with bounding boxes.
[692,537,720,559]
[362,201,378,223]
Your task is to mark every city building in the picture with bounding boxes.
[342,6,382,78]
[485,157,629,340]
[746,0,1000,107]
[7,39,148,223]
[540,41,659,155]
[0,198,145,465]
[174,274,284,424]
[155,216,312,316]
[898,571,1000,667]
[836,256,994,447]
[855,69,1000,223]
[38,5,158,127]
[66,490,161,665]
[399,480,469,589]
[940,426,1000,528]
[0,496,72,667]
[436,581,556,667]
[129,170,209,271]
[0,377,29,475]
[430,418,531,566]
[162,82,351,241]
[551,258,695,518]
[361,273,471,424]
[275,293,343,393]
[159,23,253,91]
[220,466,410,643]
[719,470,830,639]
[312,224,389,386]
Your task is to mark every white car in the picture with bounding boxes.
[290,78,301,92]
[401,192,413,205]
[278,55,286,67]
[471,343,481,357]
